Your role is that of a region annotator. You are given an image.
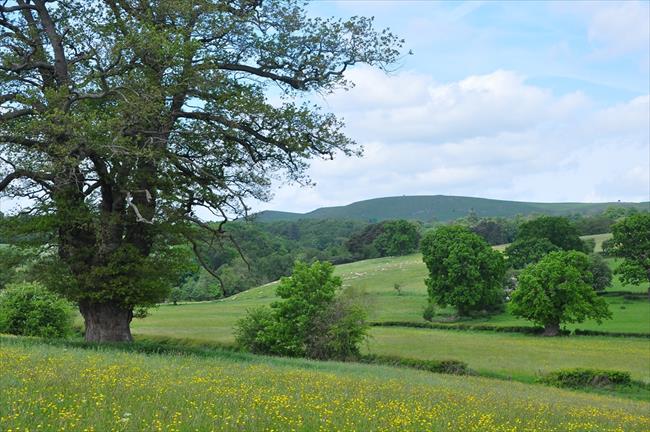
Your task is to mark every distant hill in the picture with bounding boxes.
[253,195,649,223]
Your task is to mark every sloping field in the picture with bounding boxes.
[131,249,650,383]
[1,338,649,432]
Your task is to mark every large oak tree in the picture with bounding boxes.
[0,0,402,341]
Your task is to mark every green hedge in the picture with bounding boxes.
[573,329,650,339]
[370,321,570,335]
[372,321,650,338]
[359,354,470,375]
[540,368,631,388]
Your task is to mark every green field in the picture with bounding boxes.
[2,338,649,432]
[128,250,650,388]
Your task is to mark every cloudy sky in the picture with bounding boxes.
[251,0,650,214]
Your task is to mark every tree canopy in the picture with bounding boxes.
[516,216,585,252]
[610,213,650,299]
[0,0,402,341]
[420,225,505,316]
[509,251,611,336]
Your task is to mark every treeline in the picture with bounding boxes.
[1,206,645,305]
[174,218,422,302]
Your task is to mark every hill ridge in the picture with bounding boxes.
[253,195,649,223]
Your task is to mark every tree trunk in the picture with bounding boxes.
[79,300,134,342]
[542,322,560,336]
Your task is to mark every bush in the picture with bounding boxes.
[235,261,369,360]
[0,282,74,338]
[305,294,368,360]
[359,354,470,375]
[422,302,435,322]
[233,306,276,354]
[540,368,631,388]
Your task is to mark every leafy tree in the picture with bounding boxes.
[610,213,650,299]
[421,226,506,316]
[510,251,611,336]
[517,216,585,252]
[588,254,612,291]
[373,220,420,256]
[0,1,401,341]
[505,238,560,269]
[0,282,74,338]
[469,219,516,245]
[345,222,386,259]
[235,261,368,359]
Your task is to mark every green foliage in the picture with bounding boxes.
[345,222,385,259]
[0,245,32,289]
[588,254,613,291]
[611,213,650,288]
[0,282,74,338]
[0,1,402,340]
[373,220,421,256]
[601,238,616,257]
[359,354,470,375]
[38,243,195,309]
[421,226,506,316]
[510,251,611,334]
[233,307,277,355]
[422,302,435,322]
[540,368,631,388]
[468,218,518,245]
[505,238,560,269]
[235,261,368,360]
[582,238,596,254]
[517,216,585,251]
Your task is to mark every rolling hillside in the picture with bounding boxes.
[254,195,649,222]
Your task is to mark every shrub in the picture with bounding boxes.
[0,282,74,338]
[233,307,276,354]
[235,261,369,360]
[359,354,470,375]
[305,294,368,360]
[422,302,435,322]
[540,368,631,388]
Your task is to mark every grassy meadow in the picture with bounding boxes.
[3,232,649,430]
[126,242,650,388]
[2,337,649,432]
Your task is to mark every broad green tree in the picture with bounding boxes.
[373,219,420,256]
[0,1,401,341]
[510,251,611,336]
[505,237,560,269]
[421,225,506,316]
[610,213,650,299]
[517,216,585,252]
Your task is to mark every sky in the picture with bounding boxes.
[251,0,650,214]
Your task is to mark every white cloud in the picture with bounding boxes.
[254,68,649,213]
[325,68,589,145]
[555,1,650,60]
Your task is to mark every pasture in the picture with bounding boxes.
[2,338,649,432]
[128,249,650,388]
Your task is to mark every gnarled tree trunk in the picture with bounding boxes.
[79,300,134,342]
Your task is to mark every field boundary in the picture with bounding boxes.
[370,321,650,338]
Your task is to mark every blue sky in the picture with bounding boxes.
[253,0,650,213]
